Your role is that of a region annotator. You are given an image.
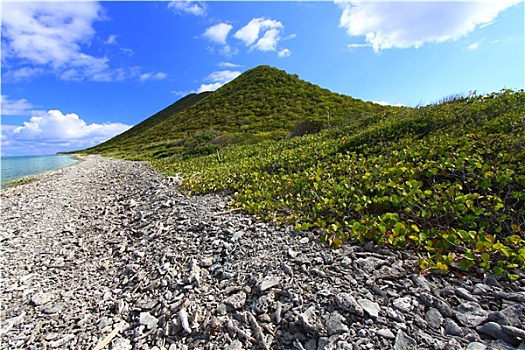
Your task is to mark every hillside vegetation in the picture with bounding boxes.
[80,66,525,278]
[82,66,386,160]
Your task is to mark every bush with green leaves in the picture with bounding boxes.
[155,89,525,279]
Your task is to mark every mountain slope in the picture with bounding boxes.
[81,65,388,160]
[82,91,211,155]
[156,89,525,275]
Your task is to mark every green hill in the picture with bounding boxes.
[78,65,525,277]
[81,91,211,157]
[81,65,387,160]
[154,88,525,277]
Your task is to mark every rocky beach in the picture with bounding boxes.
[1,156,524,350]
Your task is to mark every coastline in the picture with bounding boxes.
[1,154,85,190]
[1,156,524,349]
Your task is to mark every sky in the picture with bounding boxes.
[1,0,523,156]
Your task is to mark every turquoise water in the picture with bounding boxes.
[1,155,79,188]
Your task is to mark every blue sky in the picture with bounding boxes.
[1,0,523,156]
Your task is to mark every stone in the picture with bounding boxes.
[30,292,55,306]
[501,304,525,327]
[376,328,396,339]
[455,287,477,302]
[501,325,525,339]
[49,334,75,348]
[476,322,520,347]
[356,257,387,272]
[454,302,488,327]
[257,276,281,293]
[444,319,463,337]
[253,294,273,314]
[225,339,244,350]
[425,307,443,329]
[465,342,487,350]
[394,330,417,350]
[488,311,511,326]
[139,312,159,330]
[299,306,326,335]
[42,302,66,315]
[335,293,364,316]
[200,257,214,267]
[2,155,525,350]
[433,298,453,318]
[223,292,247,310]
[393,296,413,313]
[493,290,525,303]
[326,311,348,335]
[472,283,492,296]
[111,338,132,350]
[357,299,380,318]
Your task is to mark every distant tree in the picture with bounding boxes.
[288,119,324,138]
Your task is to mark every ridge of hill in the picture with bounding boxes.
[80,65,388,159]
[82,91,211,155]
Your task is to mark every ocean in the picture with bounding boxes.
[1,155,80,188]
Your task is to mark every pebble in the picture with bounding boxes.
[30,292,55,306]
[377,328,396,339]
[223,292,247,310]
[1,155,524,349]
[357,299,380,318]
[454,301,488,327]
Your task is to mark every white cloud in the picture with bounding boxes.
[140,72,168,82]
[105,35,118,45]
[1,95,37,116]
[168,0,206,16]
[196,82,224,93]
[468,41,481,51]
[218,62,241,68]
[196,70,241,93]
[203,23,233,45]
[1,2,110,81]
[234,18,285,52]
[1,2,157,82]
[278,48,292,58]
[336,1,521,52]
[372,100,404,107]
[2,110,132,155]
[252,28,281,52]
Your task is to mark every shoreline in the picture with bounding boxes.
[1,156,524,349]
[1,154,86,190]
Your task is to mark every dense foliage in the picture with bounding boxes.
[77,65,524,278]
[154,89,525,279]
[79,66,385,160]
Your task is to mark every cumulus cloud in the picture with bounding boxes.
[234,18,285,52]
[2,109,132,155]
[203,23,233,45]
[336,1,521,52]
[168,0,206,16]
[196,70,241,93]
[278,48,292,58]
